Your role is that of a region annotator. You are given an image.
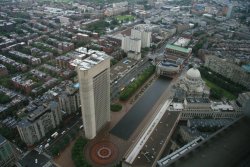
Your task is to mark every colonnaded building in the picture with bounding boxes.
[170,66,242,120]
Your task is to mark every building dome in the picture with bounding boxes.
[186,67,201,80]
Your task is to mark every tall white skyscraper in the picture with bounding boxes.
[70,48,111,139]
[132,24,152,48]
[121,36,141,53]
[226,4,233,19]
[121,24,152,53]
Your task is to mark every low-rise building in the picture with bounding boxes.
[31,48,53,61]
[184,97,211,111]
[0,36,16,49]
[104,1,128,16]
[55,56,71,69]
[41,64,61,76]
[0,64,8,76]
[165,44,192,58]
[58,42,74,52]
[73,33,90,42]
[9,51,41,65]
[57,16,70,26]
[0,55,28,72]
[0,21,15,32]
[12,75,35,94]
[156,57,184,77]
[16,150,55,167]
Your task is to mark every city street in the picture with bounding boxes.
[111,57,151,100]
[37,113,83,155]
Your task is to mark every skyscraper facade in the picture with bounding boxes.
[71,48,111,139]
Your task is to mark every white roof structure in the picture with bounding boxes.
[186,67,201,79]
[70,48,110,70]
[174,37,191,47]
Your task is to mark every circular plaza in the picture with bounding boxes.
[89,141,119,165]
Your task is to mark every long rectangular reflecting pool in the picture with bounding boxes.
[110,77,171,140]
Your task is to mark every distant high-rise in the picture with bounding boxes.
[58,85,80,114]
[121,36,141,53]
[132,24,152,48]
[226,4,233,18]
[121,24,152,54]
[71,48,111,139]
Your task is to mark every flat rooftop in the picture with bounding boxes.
[167,116,250,167]
[186,97,210,104]
[166,44,192,54]
[110,58,137,82]
[165,55,184,61]
[18,150,54,167]
[70,47,110,70]
[158,137,204,167]
[131,111,180,166]
[174,37,191,47]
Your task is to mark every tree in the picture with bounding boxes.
[119,66,155,100]
[111,19,119,26]
[111,104,122,112]
[72,137,90,167]
[0,92,11,104]
[151,44,157,51]
[111,59,118,66]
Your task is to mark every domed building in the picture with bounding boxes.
[176,66,210,98]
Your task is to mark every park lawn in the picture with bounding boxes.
[116,15,135,21]
[203,78,237,100]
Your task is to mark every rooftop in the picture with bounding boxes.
[186,97,210,104]
[211,102,234,111]
[70,47,110,70]
[167,116,250,167]
[174,37,191,47]
[18,101,58,127]
[157,137,204,167]
[166,44,192,54]
[242,64,250,73]
[110,57,137,82]
[0,134,6,145]
[18,150,54,167]
[160,61,179,68]
[130,109,180,166]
